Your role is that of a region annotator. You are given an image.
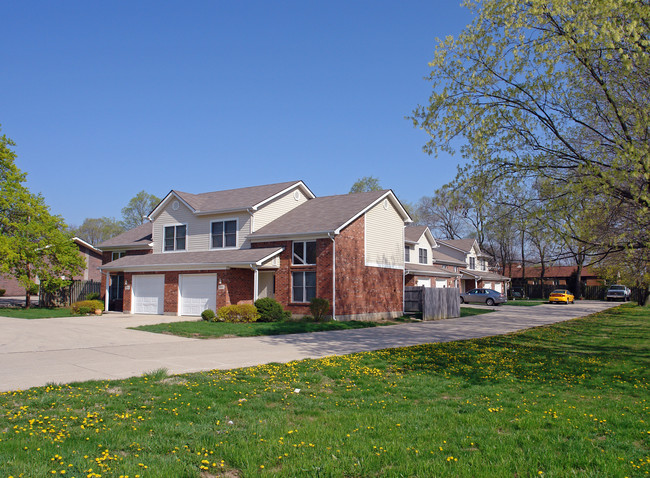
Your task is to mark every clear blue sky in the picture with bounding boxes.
[1,1,473,227]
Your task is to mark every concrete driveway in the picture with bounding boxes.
[0,301,618,392]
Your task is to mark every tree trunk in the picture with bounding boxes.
[575,260,584,299]
[24,269,31,309]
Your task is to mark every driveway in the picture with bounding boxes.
[0,301,618,392]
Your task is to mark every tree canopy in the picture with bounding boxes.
[412,0,650,258]
[121,190,160,229]
[0,129,85,306]
[71,217,125,246]
[349,176,382,193]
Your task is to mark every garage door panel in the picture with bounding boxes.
[180,274,217,316]
[133,275,164,315]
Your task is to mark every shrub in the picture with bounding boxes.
[0,289,5,297]
[28,283,39,295]
[254,297,290,322]
[217,304,260,323]
[85,292,101,301]
[201,309,216,321]
[71,300,105,316]
[310,297,330,322]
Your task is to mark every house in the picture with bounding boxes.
[437,238,510,293]
[0,237,102,296]
[404,226,463,288]
[505,264,603,288]
[97,181,411,320]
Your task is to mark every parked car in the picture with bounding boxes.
[548,289,575,304]
[606,284,631,302]
[460,288,507,306]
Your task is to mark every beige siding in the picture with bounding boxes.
[153,200,251,253]
[253,187,309,231]
[365,199,405,269]
[414,237,434,265]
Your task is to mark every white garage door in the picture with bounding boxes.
[180,274,217,316]
[417,278,431,287]
[132,275,164,314]
[435,279,447,288]
[494,283,503,293]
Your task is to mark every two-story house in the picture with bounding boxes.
[404,226,463,288]
[437,238,510,293]
[97,181,411,321]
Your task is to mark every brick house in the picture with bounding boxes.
[97,181,411,320]
[404,226,463,288]
[0,237,102,296]
[436,238,511,293]
[505,264,603,288]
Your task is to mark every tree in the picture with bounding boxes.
[121,191,160,229]
[0,129,85,307]
[416,185,468,239]
[412,0,650,261]
[71,217,125,246]
[349,176,382,193]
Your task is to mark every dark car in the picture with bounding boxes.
[460,288,507,306]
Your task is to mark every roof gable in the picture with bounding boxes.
[148,181,314,219]
[438,238,480,255]
[405,226,437,248]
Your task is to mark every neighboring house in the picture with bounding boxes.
[0,237,102,296]
[505,264,603,288]
[437,238,510,293]
[97,181,411,320]
[404,226,463,288]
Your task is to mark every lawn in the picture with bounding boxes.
[1,304,648,477]
[503,299,546,306]
[0,307,72,319]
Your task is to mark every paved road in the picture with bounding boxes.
[0,301,617,392]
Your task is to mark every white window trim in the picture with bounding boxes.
[210,218,239,250]
[112,251,126,261]
[292,240,317,266]
[419,248,428,265]
[163,223,188,253]
[291,270,316,303]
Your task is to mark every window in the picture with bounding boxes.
[293,241,316,265]
[469,257,476,269]
[111,251,125,261]
[211,220,237,248]
[481,259,487,271]
[164,224,187,251]
[292,271,316,303]
[419,248,427,264]
[404,246,410,262]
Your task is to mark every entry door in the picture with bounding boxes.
[180,274,217,316]
[132,275,164,314]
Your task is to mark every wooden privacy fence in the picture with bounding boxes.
[405,286,460,320]
[40,280,102,307]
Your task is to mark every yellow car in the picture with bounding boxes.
[548,289,575,304]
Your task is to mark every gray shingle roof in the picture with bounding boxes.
[405,262,461,277]
[461,270,511,281]
[96,223,153,250]
[172,181,305,214]
[250,190,391,237]
[438,238,479,253]
[101,247,283,271]
[404,226,428,243]
[431,248,467,266]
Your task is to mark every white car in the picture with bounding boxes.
[606,285,631,301]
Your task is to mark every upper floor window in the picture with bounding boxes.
[405,246,410,262]
[419,249,427,264]
[481,259,487,271]
[293,241,316,265]
[469,257,476,269]
[111,251,126,261]
[211,220,237,248]
[164,224,186,252]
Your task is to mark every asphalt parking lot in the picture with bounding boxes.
[0,301,618,392]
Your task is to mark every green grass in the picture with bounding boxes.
[503,299,546,306]
[131,318,404,338]
[1,304,648,477]
[460,306,494,316]
[0,307,73,319]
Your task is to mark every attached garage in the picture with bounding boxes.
[179,274,217,316]
[132,275,165,314]
[435,279,447,288]
[416,278,431,287]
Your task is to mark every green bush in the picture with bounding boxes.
[201,309,216,321]
[310,297,330,322]
[254,297,290,322]
[28,283,39,295]
[0,289,5,297]
[85,292,101,301]
[217,304,260,323]
[71,300,105,316]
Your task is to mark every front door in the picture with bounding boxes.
[109,274,124,311]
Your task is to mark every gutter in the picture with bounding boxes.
[328,232,337,321]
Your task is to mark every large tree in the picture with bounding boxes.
[71,217,125,246]
[412,0,650,260]
[349,176,382,193]
[121,190,160,229]
[0,129,84,307]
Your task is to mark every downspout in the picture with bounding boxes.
[104,270,110,312]
[328,233,336,321]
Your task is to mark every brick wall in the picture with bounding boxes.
[216,269,254,308]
